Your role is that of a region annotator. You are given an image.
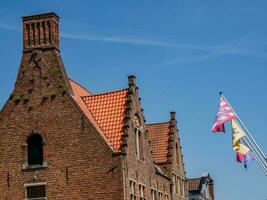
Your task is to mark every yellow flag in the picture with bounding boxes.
[237,143,250,155]
[232,119,246,151]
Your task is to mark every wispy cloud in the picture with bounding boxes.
[0,22,20,31]
[156,44,267,68]
[62,32,179,48]
[1,22,267,65]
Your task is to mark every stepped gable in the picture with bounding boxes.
[147,122,170,164]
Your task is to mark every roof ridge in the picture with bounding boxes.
[82,88,128,98]
[188,177,201,180]
[69,78,92,95]
[147,121,170,126]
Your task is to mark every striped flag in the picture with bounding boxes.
[212,97,237,133]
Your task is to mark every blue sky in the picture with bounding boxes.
[1,1,267,199]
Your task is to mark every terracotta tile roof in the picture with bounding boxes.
[69,79,111,147]
[82,89,128,151]
[147,122,170,164]
[188,178,201,191]
[70,79,92,96]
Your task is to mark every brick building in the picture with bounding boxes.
[0,12,190,200]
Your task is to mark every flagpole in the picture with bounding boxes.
[220,92,267,174]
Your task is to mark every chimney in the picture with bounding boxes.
[22,12,60,51]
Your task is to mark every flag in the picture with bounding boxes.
[235,141,251,162]
[212,97,237,133]
[244,151,254,169]
[232,119,246,151]
[235,138,254,168]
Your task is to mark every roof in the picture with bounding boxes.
[70,79,92,96]
[70,79,116,149]
[147,122,170,164]
[82,89,128,151]
[70,79,129,151]
[188,178,201,191]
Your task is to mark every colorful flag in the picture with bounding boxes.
[244,151,254,169]
[212,97,237,133]
[235,138,254,168]
[235,141,251,162]
[232,119,246,151]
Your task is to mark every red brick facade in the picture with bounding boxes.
[0,13,188,200]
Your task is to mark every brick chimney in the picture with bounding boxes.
[12,12,73,98]
[22,12,60,51]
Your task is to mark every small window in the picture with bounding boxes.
[179,178,183,196]
[176,143,180,165]
[134,115,143,160]
[27,134,43,166]
[135,127,142,160]
[164,194,169,200]
[26,185,46,199]
[139,184,145,200]
[158,191,163,200]
[151,189,157,200]
[130,180,136,200]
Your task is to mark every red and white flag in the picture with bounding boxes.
[212,97,237,133]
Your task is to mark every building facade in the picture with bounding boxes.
[188,173,215,200]
[0,12,212,200]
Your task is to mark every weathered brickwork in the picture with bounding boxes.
[0,12,190,200]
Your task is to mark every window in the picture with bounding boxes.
[179,178,183,196]
[27,134,43,166]
[135,127,142,160]
[134,115,143,160]
[176,143,180,165]
[130,180,136,200]
[25,184,46,200]
[158,191,163,200]
[151,189,157,200]
[173,174,177,194]
[139,184,145,200]
[164,194,169,200]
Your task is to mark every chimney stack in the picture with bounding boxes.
[22,12,60,51]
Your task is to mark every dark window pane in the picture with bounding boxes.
[27,134,43,166]
[27,185,46,198]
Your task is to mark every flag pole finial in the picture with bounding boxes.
[219,92,223,95]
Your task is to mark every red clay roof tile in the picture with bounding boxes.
[147,122,170,164]
[69,79,112,148]
[188,178,201,191]
[82,89,128,151]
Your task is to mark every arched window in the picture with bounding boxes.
[27,134,43,166]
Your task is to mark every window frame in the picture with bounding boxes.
[134,126,143,160]
[139,183,146,200]
[27,133,44,167]
[151,188,157,200]
[130,179,137,200]
[24,182,47,200]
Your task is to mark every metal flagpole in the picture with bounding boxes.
[220,92,267,175]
